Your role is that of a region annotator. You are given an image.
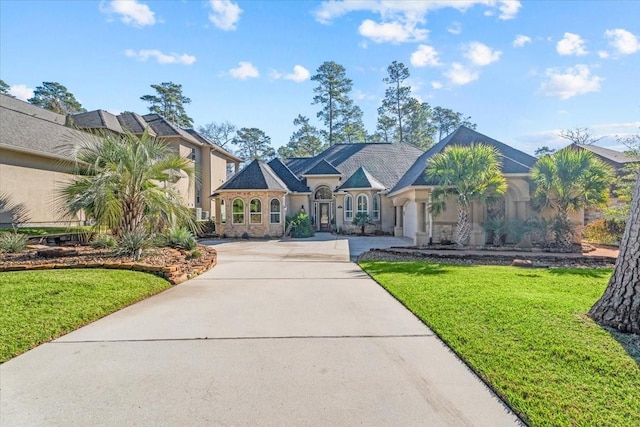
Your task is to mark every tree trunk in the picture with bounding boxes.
[589,171,640,334]
[455,201,471,247]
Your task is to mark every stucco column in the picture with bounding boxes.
[415,201,429,246]
[394,205,404,237]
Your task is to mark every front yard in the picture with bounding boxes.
[0,269,170,362]
[360,261,640,427]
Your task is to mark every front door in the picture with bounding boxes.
[319,203,330,231]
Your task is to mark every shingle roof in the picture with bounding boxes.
[286,143,424,190]
[214,159,288,192]
[71,110,124,133]
[390,126,537,194]
[0,94,95,161]
[183,129,243,162]
[573,143,640,166]
[142,114,202,146]
[338,167,386,190]
[303,159,342,175]
[267,158,310,192]
[117,112,157,136]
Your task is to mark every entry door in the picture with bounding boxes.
[319,203,330,231]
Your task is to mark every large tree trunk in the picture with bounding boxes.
[589,171,640,334]
[455,201,471,247]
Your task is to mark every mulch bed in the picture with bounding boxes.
[0,244,217,284]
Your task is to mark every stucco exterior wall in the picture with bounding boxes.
[0,149,83,226]
[215,191,287,238]
[403,201,417,238]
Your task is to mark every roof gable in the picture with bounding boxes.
[303,159,341,175]
[142,114,202,146]
[573,143,640,166]
[267,158,310,192]
[117,112,157,136]
[215,159,288,192]
[71,110,123,133]
[338,167,386,190]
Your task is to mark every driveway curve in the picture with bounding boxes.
[1,235,522,426]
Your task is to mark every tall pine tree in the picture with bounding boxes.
[141,82,194,128]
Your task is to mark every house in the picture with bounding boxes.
[0,94,240,227]
[212,126,538,246]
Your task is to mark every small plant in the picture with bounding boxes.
[583,218,625,246]
[353,212,371,235]
[186,249,202,259]
[115,228,151,259]
[482,216,506,246]
[241,232,250,239]
[162,226,197,250]
[285,212,314,238]
[91,233,117,249]
[0,232,28,253]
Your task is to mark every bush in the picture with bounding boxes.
[91,233,117,249]
[286,213,314,238]
[583,218,624,245]
[115,228,151,259]
[0,232,28,253]
[186,249,201,259]
[161,226,197,250]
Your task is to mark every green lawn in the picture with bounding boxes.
[0,269,170,362]
[360,261,640,427]
[0,226,91,236]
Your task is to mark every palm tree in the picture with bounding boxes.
[426,143,507,246]
[531,148,612,248]
[58,129,198,237]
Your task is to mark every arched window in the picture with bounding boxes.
[315,186,332,200]
[220,199,226,224]
[357,194,368,216]
[232,198,245,224]
[344,194,353,221]
[372,194,380,221]
[250,198,262,224]
[270,199,281,224]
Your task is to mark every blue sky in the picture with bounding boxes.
[1,0,639,155]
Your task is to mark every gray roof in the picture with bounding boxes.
[71,110,124,133]
[573,143,640,167]
[184,129,243,162]
[142,114,202,146]
[287,143,424,190]
[390,126,537,193]
[267,158,310,192]
[0,94,95,161]
[215,159,288,192]
[338,167,386,190]
[117,112,157,136]
[303,159,342,175]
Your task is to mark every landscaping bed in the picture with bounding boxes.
[0,244,217,284]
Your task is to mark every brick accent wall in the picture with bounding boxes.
[216,191,286,238]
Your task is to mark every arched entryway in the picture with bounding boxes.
[313,185,334,232]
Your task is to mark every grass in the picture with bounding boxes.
[360,261,640,427]
[0,269,170,362]
[0,226,91,236]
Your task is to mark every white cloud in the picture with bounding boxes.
[125,49,196,65]
[208,0,242,31]
[8,84,34,101]
[411,45,441,67]
[598,50,610,59]
[100,0,156,27]
[513,34,531,48]
[447,21,462,35]
[358,19,427,44]
[605,28,640,55]
[284,65,310,82]
[540,64,603,99]
[556,32,588,56]
[463,42,502,66]
[445,62,479,86]
[497,0,521,20]
[431,81,443,89]
[229,62,259,79]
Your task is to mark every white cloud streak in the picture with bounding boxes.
[513,34,531,47]
[540,65,603,99]
[463,42,502,66]
[125,49,196,65]
[445,62,479,86]
[358,19,427,44]
[284,65,310,82]
[229,62,259,79]
[605,28,640,55]
[556,32,588,56]
[100,0,156,27]
[8,84,34,101]
[208,0,242,31]
[411,45,441,67]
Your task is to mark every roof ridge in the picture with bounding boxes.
[0,99,67,125]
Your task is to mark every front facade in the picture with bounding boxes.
[212,126,539,246]
[0,94,240,227]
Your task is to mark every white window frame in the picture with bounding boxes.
[372,194,380,221]
[344,194,353,221]
[249,198,262,224]
[356,194,369,216]
[270,199,281,224]
[232,198,245,224]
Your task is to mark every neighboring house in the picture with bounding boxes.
[0,94,240,227]
[569,143,640,223]
[212,126,537,246]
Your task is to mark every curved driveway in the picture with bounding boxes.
[1,235,521,426]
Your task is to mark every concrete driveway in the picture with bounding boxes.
[1,235,521,426]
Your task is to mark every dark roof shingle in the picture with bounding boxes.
[338,167,386,190]
[215,160,288,192]
[267,158,310,192]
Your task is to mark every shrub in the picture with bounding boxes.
[353,212,371,235]
[583,218,624,245]
[115,228,151,259]
[286,213,314,238]
[91,233,117,249]
[186,249,202,259]
[162,226,197,250]
[0,232,28,253]
[241,232,250,240]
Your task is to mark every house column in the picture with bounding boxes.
[394,205,404,237]
[415,200,429,246]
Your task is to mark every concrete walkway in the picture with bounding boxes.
[1,235,522,426]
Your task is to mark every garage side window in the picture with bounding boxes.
[344,195,353,221]
[372,194,380,220]
[270,199,281,224]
